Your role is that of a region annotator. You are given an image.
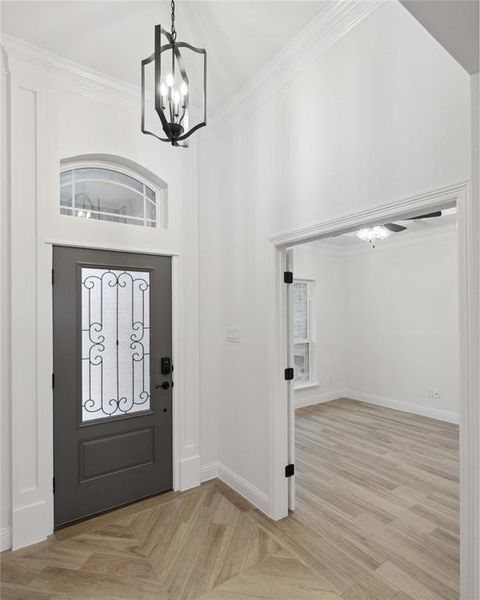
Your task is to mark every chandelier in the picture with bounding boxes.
[141,0,207,147]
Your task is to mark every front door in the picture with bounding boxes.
[53,246,172,527]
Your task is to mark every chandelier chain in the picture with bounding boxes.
[171,0,177,41]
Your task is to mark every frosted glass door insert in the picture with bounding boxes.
[81,268,150,421]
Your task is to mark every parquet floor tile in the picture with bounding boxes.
[1,399,459,600]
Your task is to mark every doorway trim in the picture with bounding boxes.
[269,181,477,595]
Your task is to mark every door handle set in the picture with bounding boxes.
[156,381,170,390]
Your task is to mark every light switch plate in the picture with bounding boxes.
[226,327,241,343]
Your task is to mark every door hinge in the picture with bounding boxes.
[284,271,293,284]
[285,464,295,478]
[52,373,55,389]
[53,477,55,493]
[51,269,54,285]
[284,367,294,381]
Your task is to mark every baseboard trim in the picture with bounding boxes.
[295,389,346,409]
[1,527,12,551]
[200,462,219,483]
[345,389,459,424]
[179,454,201,491]
[200,461,269,514]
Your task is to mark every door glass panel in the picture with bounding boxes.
[81,267,151,422]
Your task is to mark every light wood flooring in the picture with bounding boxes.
[1,398,459,600]
[294,399,459,600]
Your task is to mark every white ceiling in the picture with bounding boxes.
[310,208,457,250]
[400,0,479,75]
[1,1,331,115]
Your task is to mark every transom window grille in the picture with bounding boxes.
[81,267,151,422]
[60,167,158,227]
[293,280,313,385]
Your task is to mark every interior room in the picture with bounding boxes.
[290,209,459,598]
[0,1,479,600]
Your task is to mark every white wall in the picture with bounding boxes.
[198,1,471,505]
[294,229,458,422]
[1,38,201,549]
[345,230,458,420]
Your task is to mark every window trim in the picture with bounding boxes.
[59,160,166,229]
[293,278,315,388]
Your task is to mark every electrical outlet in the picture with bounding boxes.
[434,390,440,400]
[427,388,434,399]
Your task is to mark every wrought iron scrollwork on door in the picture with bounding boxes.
[81,268,151,421]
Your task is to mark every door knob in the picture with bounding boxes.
[156,381,170,390]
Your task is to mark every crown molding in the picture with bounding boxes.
[0,33,203,121]
[210,0,385,140]
[1,33,140,100]
[1,1,383,134]
[270,182,467,247]
[302,221,457,256]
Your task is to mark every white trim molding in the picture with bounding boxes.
[1,528,12,552]
[210,0,384,140]
[200,462,269,515]
[179,455,201,491]
[199,462,219,483]
[344,390,459,425]
[295,389,346,410]
[270,183,464,248]
[1,34,139,112]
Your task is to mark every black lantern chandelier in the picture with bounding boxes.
[141,0,207,147]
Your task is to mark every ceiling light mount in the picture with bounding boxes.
[141,0,207,147]
[357,225,391,248]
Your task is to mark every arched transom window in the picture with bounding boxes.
[60,166,160,228]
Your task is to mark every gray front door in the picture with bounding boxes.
[53,246,173,527]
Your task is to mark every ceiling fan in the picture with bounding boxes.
[382,211,442,233]
[356,211,443,247]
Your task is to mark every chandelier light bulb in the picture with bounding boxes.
[165,72,174,87]
[180,81,188,96]
[357,225,391,245]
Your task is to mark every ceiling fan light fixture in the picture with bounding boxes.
[357,225,391,245]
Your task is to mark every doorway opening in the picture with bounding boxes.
[288,207,458,599]
[270,182,474,597]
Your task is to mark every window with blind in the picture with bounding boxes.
[293,280,313,385]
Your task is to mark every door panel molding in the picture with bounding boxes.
[79,426,155,482]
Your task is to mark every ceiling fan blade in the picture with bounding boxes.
[409,211,442,220]
[383,223,407,233]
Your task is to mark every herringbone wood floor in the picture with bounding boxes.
[1,399,459,600]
